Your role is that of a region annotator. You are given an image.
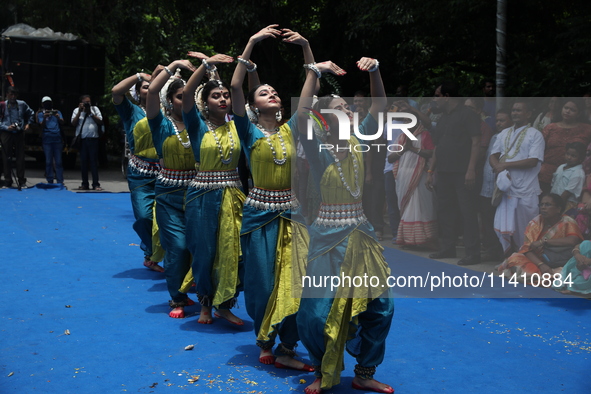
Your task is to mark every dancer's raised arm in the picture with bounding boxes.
[282,28,320,96]
[183,53,234,113]
[357,57,387,119]
[231,25,281,117]
[112,64,163,105]
[186,51,222,80]
[281,28,315,65]
[235,56,261,91]
[146,60,195,118]
[296,61,346,132]
[112,71,151,105]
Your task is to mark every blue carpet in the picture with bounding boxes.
[0,188,589,393]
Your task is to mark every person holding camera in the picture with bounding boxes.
[37,96,65,184]
[71,95,103,191]
[0,86,34,188]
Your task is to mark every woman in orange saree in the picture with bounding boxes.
[497,193,582,283]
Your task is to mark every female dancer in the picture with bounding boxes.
[112,68,165,272]
[146,59,197,318]
[230,25,313,371]
[296,59,395,393]
[181,53,245,325]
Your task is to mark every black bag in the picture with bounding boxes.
[71,134,81,150]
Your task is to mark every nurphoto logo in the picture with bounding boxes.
[305,109,418,153]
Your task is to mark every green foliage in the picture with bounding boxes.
[3,0,589,161]
[4,0,591,114]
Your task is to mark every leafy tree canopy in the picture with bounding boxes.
[2,0,590,102]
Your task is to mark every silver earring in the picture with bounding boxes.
[246,105,258,123]
[254,107,260,116]
[275,110,282,122]
[205,105,209,117]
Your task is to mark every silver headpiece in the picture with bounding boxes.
[159,69,185,113]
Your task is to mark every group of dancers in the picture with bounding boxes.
[112,25,395,394]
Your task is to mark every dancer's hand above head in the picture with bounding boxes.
[296,61,345,128]
[205,53,234,66]
[283,28,316,71]
[150,64,165,80]
[232,24,281,117]
[137,71,152,82]
[281,28,308,46]
[172,59,197,72]
[250,24,282,43]
[187,51,208,60]
[315,61,346,76]
[356,57,379,72]
[161,59,197,76]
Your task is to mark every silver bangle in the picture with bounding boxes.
[136,73,143,82]
[164,67,174,77]
[207,65,218,75]
[237,57,257,73]
[367,59,379,73]
[201,59,215,71]
[303,62,321,79]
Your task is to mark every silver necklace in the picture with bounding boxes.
[257,123,287,165]
[167,116,191,149]
[328,146,361,199]
[206,119,234,165]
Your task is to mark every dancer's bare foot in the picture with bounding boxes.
[275,355,314,372]
[169,298,193,318]
[352,376,394,393]
[304,378,322,394]
[259,348,274,364]
[198,305,213,324]
[144,258,164,272]
[214,308,243,325]
[169,307,185,318]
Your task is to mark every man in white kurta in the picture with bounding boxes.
[490,101,545,254]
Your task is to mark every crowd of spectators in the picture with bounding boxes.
[302,81,591,294]
[0,90,104,189]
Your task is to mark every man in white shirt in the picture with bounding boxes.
[489,101,545,254]
[72,95,103,190]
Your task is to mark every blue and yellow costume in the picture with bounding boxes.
[148,111,196,306]
[181,105,244,307]
[114,97,163,263]
[297,114,394,390]
[234,113,309,355]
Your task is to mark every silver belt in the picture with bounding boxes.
[129,154,160,177]
[244,187,300,211]
[189,169,242,190]
[313,202,368,227]
[157,168,197,187]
